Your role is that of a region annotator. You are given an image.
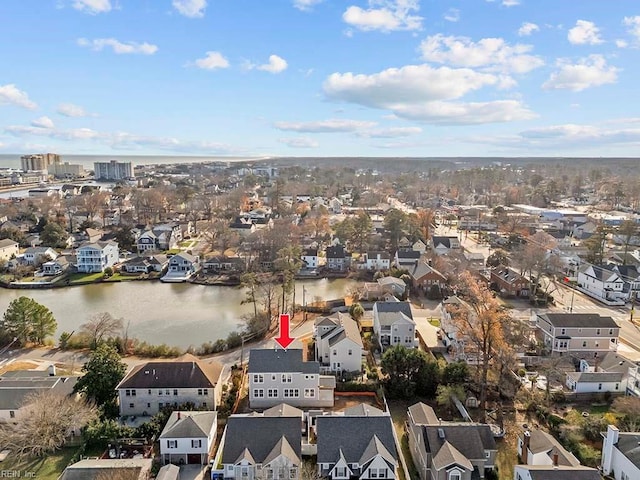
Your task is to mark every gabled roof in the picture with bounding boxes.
[160,411,216,439]
[326,245,347,259]
[263,403,303,418]
[0,238,18,248]
[536,313,619,329]
[566,371,625,384]
[222,416,301,465]
[156,464,180,480]
[431,441,473,471]
[323,315,363,348]
[374,301,414,327]
[396,250,421,260]
[580,264,622,282]
[411,262,446,282]
[377,276,406,287]
[263,435,300,466]
[117,354,223,390]
[524,430,580,466]
[359,435,396,466]
[248,348,320,374]
[408,402,439,426]
[343,403,385,416]
[595,351,637,373]
[423,424,496,463]
[616,432,640,469]
[171,252,196,263]
[316,415,397,466]
[432,236,457,249]
[514,465,601,480]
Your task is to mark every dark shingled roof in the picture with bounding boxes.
[316,415,397,465]
[248,348,320,374]
[221,416,301,464]
[616,432,640,469]
[374,301,413,319]
[117,354,223,390]
[537,313,619,329]
[424,425,496,462]
[515,466,601,480]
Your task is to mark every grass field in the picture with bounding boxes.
[1,448,77,480]
[67,272,104,283]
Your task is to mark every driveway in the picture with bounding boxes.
[180,464,207,480]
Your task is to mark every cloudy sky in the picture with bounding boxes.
[0,0,639,157]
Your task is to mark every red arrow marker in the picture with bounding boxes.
[274,314,295,350]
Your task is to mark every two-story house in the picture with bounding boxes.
[326,245,351,272]
[161,252,200,282]
[314,313,363,373]
[534,312,620,357]
[301,248,318,270]
[567,351,637,394]
[316,408,398,480]
[431,236,461,255]
[611,264,640,300]
[578,264,626,304]
[76,241,119,273]
[490,267,530,298]
[0,238,19,261]
[373,301,417,351]
[220,414,302,480]
[116,354,224,416]
[407,402,497,480]
[248,348,335,409]
[23,246,58,265]
[137,224,182,253]
[159,410,217,465]
[517,429,580,467]
[394,249,421,269]
[362,251,391,271]
[602,425,640,480]
[410,262,447,293]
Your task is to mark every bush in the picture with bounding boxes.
[335,381,378,392]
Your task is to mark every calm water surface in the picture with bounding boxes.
[0,279,357,348]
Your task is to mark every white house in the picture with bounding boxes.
[160,410,217,465]
[23,246,58,265]
[363,251,391,271]
[247,348,335,409]
[314,313,363,373]
[578,264,626,304]
[602,425,640,480]
[431,236,461,255]
[116,354,224,417]
[517,430,580,467]
[565,371,626,394]
[76,241,119,273]
[373,301,417,350]
[301,248,318,269]
[161,252,200,282]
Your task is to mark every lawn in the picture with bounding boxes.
[1,447,77,480]
[67,272,104,284]
[428,318,441,327]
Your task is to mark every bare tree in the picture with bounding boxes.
[0,391,97,459]
[80,312,124,348]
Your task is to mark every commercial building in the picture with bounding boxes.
[94,160,134,180]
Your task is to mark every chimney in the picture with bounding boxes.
[521,430,531,464]
[552,451,559,467]
[602,425,619,475]
[177,412,181,420]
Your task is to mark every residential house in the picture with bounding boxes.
[362,251,391,271]
[76,241,119,273]
[85,228,104,243]
[611,264,640,300]
[329,197,343,214]
[517,429,580,467]
[0,369,79,422]
[229,217,257,236]
[220,414,302,480]
[628,364,640,397]
[602,425,640,480]
[490,267,530,298]
[413,240,427,254]
[41,256,70,276]
[513,465,601,480]
[0,238,19,261]
[534,312,620,357]
[372,301,417,350]
[116,354,224,416]
[578,263,626,304]
[407,402,497,480]
[326,245,351,272]
[162,252,200,281]
[410,262,447,293]
[301,248,319,270]
[121,254,168,274]
[565,371,626,394]
[160,410,217,465]
[314,313,364,373]
[23,246,58,265]
[137,224,182,253]
[247,348,335,409]
[58,459,153,480]
[316,409,398,480]
[431,236,461,255]
[394,249,421,269]
[203,255,245,273]
[377,276,407,298]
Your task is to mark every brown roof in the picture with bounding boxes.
[117,354,223,390]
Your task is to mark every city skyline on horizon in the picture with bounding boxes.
[1,1,640,157]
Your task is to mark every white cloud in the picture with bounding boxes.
[502,0,519,6]
[443,8,460,23]
[355,126,422,138]
[192,51,230,70]
[172,0,207,18]
[623,16,640,41]
[293,0,324,12]
[518,22,539,36]
[323,64,536,124]
[419,34,544,74]
[543,55,618,92]
[278,137,319,148]
[257,55,288,74]
[72,0,111,14]
[77,38,158,55]
[0,84,37,110]
[616,39,628,48]
[343,0,422,32]
[274,119,377,133]
[568,20,603,45]
[31,116,55,129]
[57,103,91,117]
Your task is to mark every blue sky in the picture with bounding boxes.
[0,0,639,157]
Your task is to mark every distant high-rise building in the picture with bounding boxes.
[20,153,60,171]
[93,160,134,180]
[48,162,86,178]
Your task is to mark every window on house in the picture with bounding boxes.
[378,469,387,478]
[9,411,15,418]
[202,402,207,408]
[332,349,337,356]
[148,389,152,395]
[266,469,274,480]
[159,402,164,408]
[304,388,315,398]
[561,328,566,335]
[147,403,151,408]
[253,374,264,383]
[289,469,296,479]
[284,389,299,398]
[203,388,208,395]
[268,389,278,398]
[615,383,619,390]
[609,329,614,335]
[129,403,134,408]
[282,374,292,383]
[598,383,603,390]
[448,471,461,480]
[254,389,265,398]
[371,470,378,478]
[583,341,587,347]
[596,328,601,335]
[165,389,171,396]
[158,390,163,396]
[173,389,177,396]
[167,440,177,448]
[191,439,202,448]
[348,349,352,355]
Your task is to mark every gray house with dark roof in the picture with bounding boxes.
[221,415,302,480]
[160,410,217,465]
[316,413,397,480]
[534,312,620,357]
[373,301,417,350]
[407,402,497,480]
[314,313,364,373]
[248,348,335,409]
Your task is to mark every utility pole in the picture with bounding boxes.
[631,296,636,324]
[569,288,575,313]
